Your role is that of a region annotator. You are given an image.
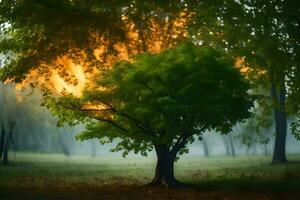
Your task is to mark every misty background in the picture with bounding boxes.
[1,83,299,159]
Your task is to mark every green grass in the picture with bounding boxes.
[177,155,300,193]
[1,153,300,184]
[0,152,156,185]
[1,152,300,199]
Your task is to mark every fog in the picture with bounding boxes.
[1,83,299,159]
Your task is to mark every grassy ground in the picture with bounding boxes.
[1,152,300,200]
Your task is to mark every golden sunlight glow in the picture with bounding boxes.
[16,58,87,97]
[50,57,86,97]
[16,10,190,97]
[235,57,267,77]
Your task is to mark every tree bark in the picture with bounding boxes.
[148,145,187,188]
[271,83,287,164]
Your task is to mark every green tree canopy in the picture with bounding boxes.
[45,43,253,187]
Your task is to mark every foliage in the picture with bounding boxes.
[287,61,300,139]
[44,42,253,157]
[236,88,274,146]
[0,0,187,82]
[190,0,299,79]
[189,0,300,142]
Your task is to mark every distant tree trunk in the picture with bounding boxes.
[59,139,70,156]
[202,138,210,157]
[223,136,230,156]
[264,144,269,156]
[223,135,235,157]
[91,140,96,157]
[228,135,236,157]
[148,144,187,188]
[252,144,257,155]
[0,121,6,160]
[271,83,287,164]
[2,121,15,165]
[3,143,8,165]
[58,131,70,156]
[246,146,250,156]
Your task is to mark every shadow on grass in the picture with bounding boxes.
[189,178,300,193]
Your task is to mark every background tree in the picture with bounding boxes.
[0,83,17,165]
[190,0,300,163]
[0,83,89,160]
[222,135,236,157]
[201,136,210,157]
[287,54,300,140]
[45,43,253,187]
[236,91,274,156]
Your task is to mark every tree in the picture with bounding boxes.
[287,55,300,141]
[0,120,15,165]
[0,0,188,84]
[0,0,189,164]
[0,83,16,165]
[0,82,80,159]
[236,94,274,155]
[223,135,236,157]
[190,0,300,163]
[45,43,253,187]
[201,136,210,157]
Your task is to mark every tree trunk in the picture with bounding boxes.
[57,131,70,156]
[3,143,8,165]
[0,121,6,160]
[228,135,236,157]
[148,145,186,188]
[252,144,257,156]
[2,121,15,165]
[202,138,210,157]
[90,139,97,157]
[271,83,287,164]
[223,136,230,156]
[264,144,269,156]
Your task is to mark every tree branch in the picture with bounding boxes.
[67,101,155,137]
[164,18,175,49]
[67,102,129,133]
[142,82,154,93]
[170,123,209,155]
[76,108,113,112]
[170,134,188,155]
[119,113,155,137]
[92,116,129,133]
[196,123,209,134]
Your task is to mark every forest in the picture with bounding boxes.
[0,0,299,199]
